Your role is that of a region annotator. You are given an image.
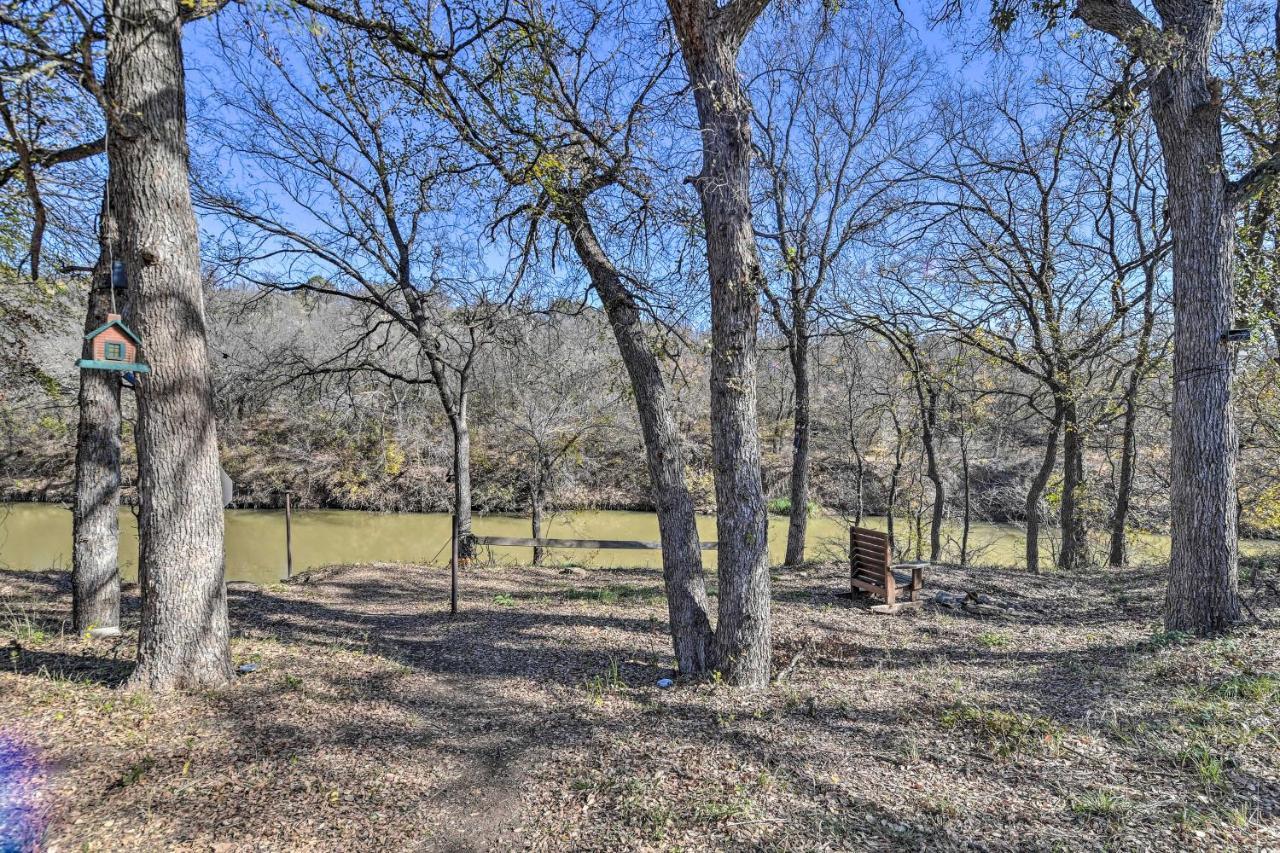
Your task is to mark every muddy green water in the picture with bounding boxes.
[1,502,1276,586]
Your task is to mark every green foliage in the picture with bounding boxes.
[1211,672,1279,703]
[1146,629,1193,650]
[583,656,624,704]
[1069,789,1130,820]
[940,703,1063,757]
[766,497,819,515]
[1176,743,1229,789]
[976,631,1011,649]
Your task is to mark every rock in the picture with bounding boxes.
[933,591,967,609]
[87,626,121,639]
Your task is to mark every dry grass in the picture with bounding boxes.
[1,558,1278,851]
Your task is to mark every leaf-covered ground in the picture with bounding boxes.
[2,558,1277,851]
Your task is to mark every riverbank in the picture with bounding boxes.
[3,559,1278,850]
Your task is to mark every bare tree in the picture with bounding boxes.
[1053,0,1280,631]
[280,0,720,674]
[888,77,1159,572]
[486,312,624,564]
[747,8,926,565]
[197,8,513,558]
[0,0,132,634]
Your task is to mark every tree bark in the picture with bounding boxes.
[920,387,944,563]
[1108,291,1155,567]
[109,0,232,690]
[783,321,811,566]
[886,413,905,558]
[1149,39,1240,634]
[72,253,123,634]
[563,205,713,674]
[1058,398,1090,571]
[450,403,473,560]
[1072,0,1240,634]
[667,1,773,686]
[1026,407,1063,574]
[1108,390,1139,567]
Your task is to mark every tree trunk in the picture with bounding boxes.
[563,205,713,674]
[1108,290,1154,567]
[1026,407,1063,574]
[531,473,545,566]
[668,9,772,687]
[425,349,473,563]
[783,322,811,566]
[1148,49,1240,634]
[920,387,944,563]
[886,416,904,558]
[449,401,474,562]
[849,400,865,526]
[913,470,924,562]
[72,253,123,634]
[109,0,231,690]
[1058,398,1090,571]
[959,426,971,567]
[1074,0,1240,633]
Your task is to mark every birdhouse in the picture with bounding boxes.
[77,313,150,373]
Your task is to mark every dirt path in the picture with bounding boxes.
[2,559,1278,850]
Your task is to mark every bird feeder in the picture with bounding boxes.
[77,313,150,374]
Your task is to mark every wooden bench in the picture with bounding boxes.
[849,526,927,614]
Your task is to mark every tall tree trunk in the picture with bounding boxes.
[920,387,944,563]
[959,426,971,567]
[849,389,865,526]
[1074,0,1240,634]
[1026,407,1063,574]
[109,0,231,690]
[1149,45,1240,634]
[783,321,811,566]
[73,246,122,634]
[1058,398,1090,571]
[667,6,773,687]
[563,205,713,674]
[913,467,925,561]
[852,448,865,528]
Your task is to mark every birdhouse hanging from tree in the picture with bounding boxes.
[78,313,150,374]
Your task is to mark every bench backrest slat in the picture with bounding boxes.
[849,526,891,592]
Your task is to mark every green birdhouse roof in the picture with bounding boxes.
[84,313,142,346]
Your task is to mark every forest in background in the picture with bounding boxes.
[5,273,1280,542]
[2,0,1280,578]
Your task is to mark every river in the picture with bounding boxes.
[2,502,1277,586]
